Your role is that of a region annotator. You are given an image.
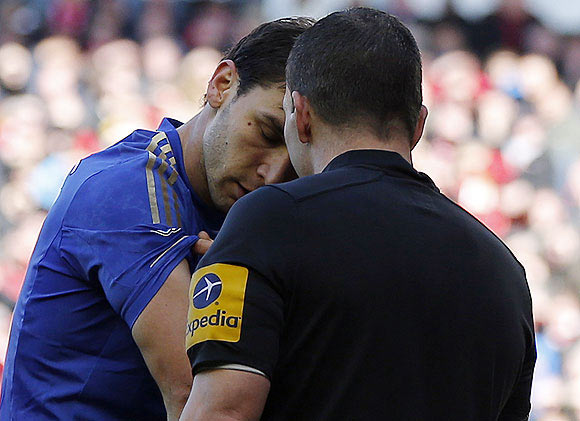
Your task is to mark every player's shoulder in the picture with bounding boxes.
[269,166,381,202]
[85,127,181,186]
[61,129,186,229]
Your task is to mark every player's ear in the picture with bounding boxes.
[206,60,238,109]
[292,91,312,144]
[410,105,428,151]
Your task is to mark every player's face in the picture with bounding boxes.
[282,87,311,177]
[202,84,295,213]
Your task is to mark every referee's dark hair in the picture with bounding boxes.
[224,17,315,97]
[286,8,422,139]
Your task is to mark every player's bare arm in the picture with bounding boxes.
[180,369,270,421]
[132,260,193,421]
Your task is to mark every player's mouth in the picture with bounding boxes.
[234,182,252,200]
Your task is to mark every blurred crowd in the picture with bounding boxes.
[0,0,579,419]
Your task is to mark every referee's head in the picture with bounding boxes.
[283,7,427,176]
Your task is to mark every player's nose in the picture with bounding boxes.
[257,150,292,184]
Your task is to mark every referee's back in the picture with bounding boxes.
[259,149,535,420]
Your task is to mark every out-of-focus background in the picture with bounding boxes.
[0,0,578,418]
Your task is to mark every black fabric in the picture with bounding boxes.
[189,149,536,421]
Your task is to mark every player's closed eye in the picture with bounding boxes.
[257,113,284,146]
[260,128,283,146]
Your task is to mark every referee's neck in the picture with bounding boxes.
[310,126,413,174]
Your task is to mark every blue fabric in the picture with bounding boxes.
[0,119,224,420]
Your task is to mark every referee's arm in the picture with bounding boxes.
[180,369,270,421]
[180,187,294,421]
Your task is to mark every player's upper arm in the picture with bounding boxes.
[180,369,270,421]
[132,259,193,421]
[60,163,200,327]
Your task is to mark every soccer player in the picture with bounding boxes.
[182,8,536,421]
[0,18,313,420]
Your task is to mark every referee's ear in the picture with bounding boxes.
[410,105,428,151]
[292,91,312,145]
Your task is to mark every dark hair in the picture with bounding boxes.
[224,17,315,96]
[286,8,422,139]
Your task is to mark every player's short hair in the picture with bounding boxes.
[286,8,423,139]
[224,17,315,97]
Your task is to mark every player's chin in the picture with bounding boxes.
[219,191,241,213]
[210,189,235,213]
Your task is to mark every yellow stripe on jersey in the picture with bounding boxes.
[146,151,161,224]
[144,131,181,226]
[161,177,172,226]
[186,264,249,349]
[146,132,166,154]
[157,160,172,226]
[173,189,182,227]
[168,171,178,185]
[160,142,177,166]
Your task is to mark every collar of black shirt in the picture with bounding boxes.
[322,149,439,192]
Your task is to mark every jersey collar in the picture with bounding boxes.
[322,149,439,192]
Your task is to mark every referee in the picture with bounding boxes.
[181,8,536,421]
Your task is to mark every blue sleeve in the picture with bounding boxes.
[59,156,198,328]
[61,225,198,328]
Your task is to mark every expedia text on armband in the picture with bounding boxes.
[187,264,248,346]
[187,309,242,337]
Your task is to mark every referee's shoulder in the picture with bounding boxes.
[233,183,296,213]
[242,174,324,207]
[219,184,298,239]
[233,165,379,214]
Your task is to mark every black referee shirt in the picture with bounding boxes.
[186,149,536,420]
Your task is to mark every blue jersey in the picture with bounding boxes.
[1,118,224,420]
